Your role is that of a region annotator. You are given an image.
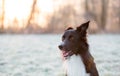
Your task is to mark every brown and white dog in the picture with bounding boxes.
[58,21,99,76]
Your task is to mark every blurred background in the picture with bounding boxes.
[0,0,120,34]
[0,0,120,76]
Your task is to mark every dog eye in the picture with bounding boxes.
[62,35,65,41]
[69,35,74,41]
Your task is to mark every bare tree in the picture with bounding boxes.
[85,0,89,13]
[84,0,96,19]
[100,0,109,31]
[84,0,109,32]
[26,0,38,28]
[1,0,5,30]
[47,5,77,33]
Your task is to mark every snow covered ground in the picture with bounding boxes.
[0,34,120,76]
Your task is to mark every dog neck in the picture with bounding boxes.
[64,54,90,76]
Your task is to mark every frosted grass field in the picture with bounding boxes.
[0,34,120,76]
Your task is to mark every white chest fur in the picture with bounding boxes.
[63,55,90,76]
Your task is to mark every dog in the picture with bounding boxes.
[58,21,99,76]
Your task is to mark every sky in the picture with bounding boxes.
[0,0,55,28]
[0,0,84,28]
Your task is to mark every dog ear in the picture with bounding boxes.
[76,21,90,32]
[65,27,73,31]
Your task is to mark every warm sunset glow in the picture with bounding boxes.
[0,0,55,28]
[38,0,54,13]
[5,0,33,20]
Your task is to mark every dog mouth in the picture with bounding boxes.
[61,50,73,58]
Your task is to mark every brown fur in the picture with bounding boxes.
[58,21,99,76]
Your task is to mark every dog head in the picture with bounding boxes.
[58,21,90,58]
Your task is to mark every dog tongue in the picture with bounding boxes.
[62,51,72,57]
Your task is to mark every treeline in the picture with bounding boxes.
[0,0,120,34]
[47,0,120,33]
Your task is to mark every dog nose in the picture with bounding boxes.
[58,45,63,50]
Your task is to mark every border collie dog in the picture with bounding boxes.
[58,21,99,76]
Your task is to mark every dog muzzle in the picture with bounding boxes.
[61,50,74,59]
